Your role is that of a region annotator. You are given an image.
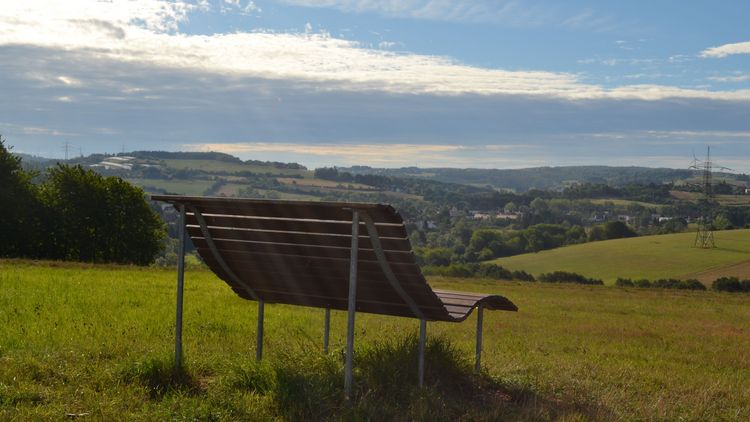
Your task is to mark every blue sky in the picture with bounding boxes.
[1,0,749,169]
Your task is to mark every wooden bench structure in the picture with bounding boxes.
[152,195,517,397]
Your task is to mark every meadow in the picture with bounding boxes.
[492,229,750,283]
[126,178,215,196]
[1,261,749,420]
[162,159,309,177]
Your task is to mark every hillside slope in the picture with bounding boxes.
[491,229,750,283]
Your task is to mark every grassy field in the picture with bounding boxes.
[1,261,749,420]
[277,178,376,190]
[670,190,750,206]
[491,229,750,283]
[587,199,663,209]
[163,159,310,177]
[127,178,215,196]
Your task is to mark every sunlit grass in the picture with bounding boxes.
[1,261,749,419]
[492,229,750,283]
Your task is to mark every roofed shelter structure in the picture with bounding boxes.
[152,195,518,398]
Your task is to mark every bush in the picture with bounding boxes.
[712,277,745,292]
[680,279,707,291]
[476,264,512,280]
[538,271,603,285]
[634,279,652,288]
[652,278,682,289]
[626,277,706,291]
[615,277,634,287]
[511,270,536,282]
[422,263,534,282]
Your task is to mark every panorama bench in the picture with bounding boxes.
[152,195,517,397]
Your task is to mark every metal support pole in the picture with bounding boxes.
[344,210,359,399]
[256,300,264,361]
[323,308,331,354]
[418,319,426,387]
[475,304,484,372]
[174,204,186,370]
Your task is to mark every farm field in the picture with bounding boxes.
[162,159,309,177]
[670,190,750,206]
[277,177,376,190]
[126,178,215,196]
[588,198,663,209]
[491,229,750,283]
[1,261,749,420]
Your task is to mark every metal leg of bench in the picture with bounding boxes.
[323,308,331,354]
[344,210,359,400]
[256,300,264,361]
[418,319,426,387]
[174,204,186,370]
[475,304,484,372]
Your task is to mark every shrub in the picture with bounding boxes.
[653,279,682,289]
[712,277,744,292]
[422,263,478,278]
[615,277,634,287]
[680,279,707,291]
[634,279,652,288]
[741,279,750,292]
[511,270,536,282]
[476,263,512,280]
[538,271,603,285]
[422,263,534,282]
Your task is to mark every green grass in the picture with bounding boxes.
[491,229,750,283]
[2,261,750,420]
[127,178,215,196]
[163,159,310,177]
[588,198,663,209]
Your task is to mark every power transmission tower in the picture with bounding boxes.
[62,140,70,161]
[688,146,732,248]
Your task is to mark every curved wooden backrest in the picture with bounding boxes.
[152,195,517,321]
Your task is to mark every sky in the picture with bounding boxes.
[1,0,749,170]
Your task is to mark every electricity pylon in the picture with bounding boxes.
[688,146,732,248]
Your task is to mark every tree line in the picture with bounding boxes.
[1,138,165,265]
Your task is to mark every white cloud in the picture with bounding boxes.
[278,0,614,30]
[700,41,750,58]
[1,0,750,170]
[1,1,748,102]
[708,73,750,83]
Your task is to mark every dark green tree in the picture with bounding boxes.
[0,136,42,257]
[40,164,165,264]
[603,221,638,240]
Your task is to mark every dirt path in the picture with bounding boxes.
[682,259,750,283]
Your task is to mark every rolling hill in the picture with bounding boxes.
[490,229,750,284]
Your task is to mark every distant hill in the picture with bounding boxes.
[338,165,733,192]
[491,229,750,284]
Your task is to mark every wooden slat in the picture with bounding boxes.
[201,256,444,304]
[190,235,414,264]
[201,254,430,288]
[230,288,450,320]
[153,195,402,224]
[191,238,417,265]
[197,247,426,282]
[187,225,412,252]
[185,214,407,238]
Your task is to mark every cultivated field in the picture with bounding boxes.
[162,159,309,177]
[126,178,215,196]
[492,229,750,283]
[1,261,749,420]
